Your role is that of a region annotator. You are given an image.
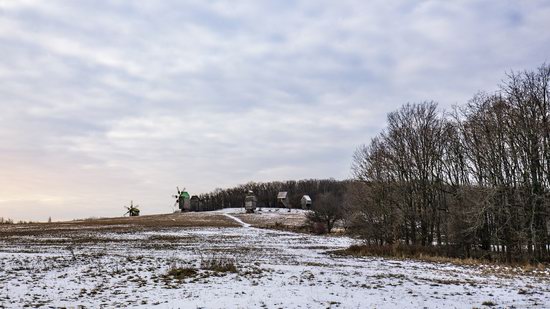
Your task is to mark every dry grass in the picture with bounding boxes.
[165,267,198,280]
[200,256,238,273]
[0,212,240,239]
[0,212,240,244]
[70,212,239,229]
[334,244,477,264]
[233,210,308,233]
[481,300,497,307]
[257,223,311,234]
[333,244,550,273]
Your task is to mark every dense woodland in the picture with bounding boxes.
[198,179,348,211]
[347,64,550,263]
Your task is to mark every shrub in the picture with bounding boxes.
[165,266,197,280]
[200,256,238,273]
[311,222,327,235]
[0,217,14,224]
[306,192,343,233]
[481,301,497,307]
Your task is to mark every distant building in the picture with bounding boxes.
[190,195,202,212]
[245,191,257,213]
[277,192,290,210]
[301,195,312,210]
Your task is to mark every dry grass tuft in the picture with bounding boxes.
[200,256,238,273]
[481,300,497,307]
[165,266,198,280]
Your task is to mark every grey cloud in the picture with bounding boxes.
[1,0,549,220]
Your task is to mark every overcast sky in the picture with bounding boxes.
[1,0,549,221]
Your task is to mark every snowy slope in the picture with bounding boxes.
[0,209,548,308]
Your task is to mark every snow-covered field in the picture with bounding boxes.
[0,208,549,308]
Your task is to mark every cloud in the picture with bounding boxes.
[1,0,549,220]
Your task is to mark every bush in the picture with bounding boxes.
[0,217,14,224]
[200,256,238,273]
[165,266,197,280]
[481,301,497,307]
[311,222,327,235]
[336,244,470,260]
[306,192,343,234]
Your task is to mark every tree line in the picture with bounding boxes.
[347,64,550,263]
[197,179,348,211]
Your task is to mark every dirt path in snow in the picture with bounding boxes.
[222,212,251,228]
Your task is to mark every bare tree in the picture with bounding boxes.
[307,192,344,233]
[348,64,550,263]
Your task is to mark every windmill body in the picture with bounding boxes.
[124,201,140,217]
[173,187,191,212]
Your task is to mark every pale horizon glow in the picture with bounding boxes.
[1,1,549,221]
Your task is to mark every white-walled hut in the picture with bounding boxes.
[277,191,290,210]
[244,191,257,213]
[301,195,312,210]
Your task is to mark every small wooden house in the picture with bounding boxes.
[190,195,202,212]
[301,195,312,210]
[244,191,257,213]
[277,191,290,210]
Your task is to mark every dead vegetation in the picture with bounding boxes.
[233,210,308,233]
[0,212,239,240]
[160,255,240,285]
[333,244,550,276]
[258,222,310,234]
[165,266,198,280]
[200,256,238,273]
[0,217,14,225]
